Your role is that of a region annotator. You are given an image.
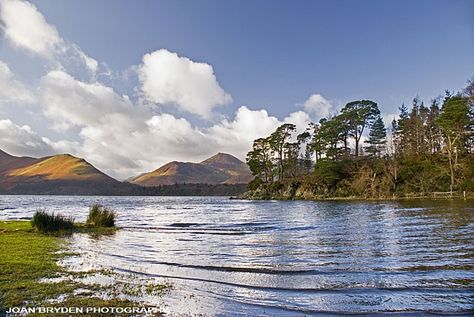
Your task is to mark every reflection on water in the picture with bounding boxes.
[1,196,473,315]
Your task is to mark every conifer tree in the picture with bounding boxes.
[365,115,387,157]
[438,95,470,193]
[341,100,379,156]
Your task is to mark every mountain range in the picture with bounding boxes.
[129,153,253,186]
[0,149,252,195]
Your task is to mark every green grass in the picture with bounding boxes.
[31,210,75,233]
[72,222,118,236]
[0,221,164,316]
[87,204,116,227]
[0,221,74,308]
[28,207,118,236]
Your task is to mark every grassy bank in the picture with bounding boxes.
[0,221,164,316]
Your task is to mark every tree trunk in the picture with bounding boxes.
[279,146,283,180]
[343,135,348,156]
[355,137,360,156]
[447,136,455,194]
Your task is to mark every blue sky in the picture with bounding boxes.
[0,0,473,179]
[31,0,474,116]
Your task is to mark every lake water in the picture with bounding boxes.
[1,196,473,315]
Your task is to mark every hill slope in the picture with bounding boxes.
[0,150,131,195]
[129,161,230,186]
[0,149,250,195]
[130,153,253,186]
[0,149,39,173]
[201,153,253,184]
[7,154,112,181]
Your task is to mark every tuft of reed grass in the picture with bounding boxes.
[87,204,116,227]
[31,210,75,233]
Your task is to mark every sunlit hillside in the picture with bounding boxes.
[129,153,253,186]
[8,154,110,181]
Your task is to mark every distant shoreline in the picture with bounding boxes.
[235,191,474,202]
[0,183,247,196]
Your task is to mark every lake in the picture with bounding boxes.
[1,196,473,315]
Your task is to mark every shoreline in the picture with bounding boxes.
[233,192,474,202]
[0,221,165,317]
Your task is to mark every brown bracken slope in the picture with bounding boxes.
[129,153,253,186]
[0,150,130,195]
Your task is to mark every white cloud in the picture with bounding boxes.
[37,70,313,179]
[0,0,98,74]
[0,0,313,178]
[42,138,81,155]
[0,0,61,58]
[302,94,333,120]
[207,106,281,158]
[40,70,143,130]
[207,107,312,160]
[0,60,36,104]
[283,111,312,133]
[0,119,53,157]
[138,49,232,118]
[146,114,206,148]
[70,43,99,75]
[382,112,398,129]
[38,69,208,178]
[0,0,325,180]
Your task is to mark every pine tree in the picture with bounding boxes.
[393,103,408,156]
[340,100,379,156]
[438,95,470,193]
[462,78,474,154]
[365,115,387,157]
[268,123,296,180]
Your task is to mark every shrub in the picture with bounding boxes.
[87,204,116,227]
[31,210,74,233]
[247,177,264,191]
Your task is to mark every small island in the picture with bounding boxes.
[243,82,474,201]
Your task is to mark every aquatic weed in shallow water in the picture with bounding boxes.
[31,210,74,233]
[87,204,116,227]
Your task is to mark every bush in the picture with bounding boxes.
[31,210,74,233]
[247,177,264,191]
[87,204,116,227]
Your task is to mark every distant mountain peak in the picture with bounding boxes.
[0,149,14,160]
[0,150,132,195]
[201,152,244,166]
[0,149,38,175]
[6,154,111,181]
[0,148,251,194]
[130,152,253,186]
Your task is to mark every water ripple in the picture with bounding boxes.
[1,195,473,315]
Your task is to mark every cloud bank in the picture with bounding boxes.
[0,0,61,58]
[138,49,232,118]
[0,0,320,180]
[302,94,333,120]
[36,69,309,179]
[0,60,36,104]
[0,119,53,157]
[0,0,98,74]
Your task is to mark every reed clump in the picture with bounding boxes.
[87,204,116,227]
[31,209,74,233]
